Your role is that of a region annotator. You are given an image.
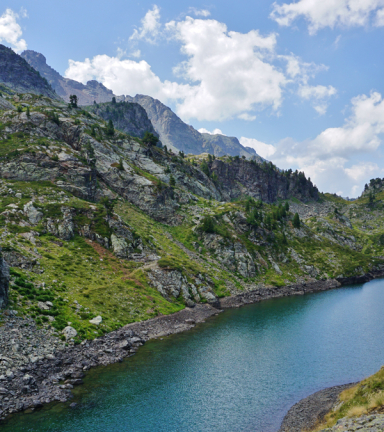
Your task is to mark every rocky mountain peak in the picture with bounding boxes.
[0,45,59,99]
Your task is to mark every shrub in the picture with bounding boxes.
[293,213,301,228]
[200,216,216,233]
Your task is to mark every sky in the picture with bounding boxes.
[1,1,384,197]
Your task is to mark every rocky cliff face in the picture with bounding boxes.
[0,45,58,99]
[123,94,258,158]
[361,177,384,198]
[0,248,10,308]
[21,50,114,105]
[85,100,158,139]
[211,158,319,202]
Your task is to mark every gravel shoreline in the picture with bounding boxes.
[1,271,383,424]
[278,383,356,432]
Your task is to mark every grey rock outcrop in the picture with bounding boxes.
[0,45,59,99]
[211,158,319,203]
[0,248,10,308]
[85,100,158,139]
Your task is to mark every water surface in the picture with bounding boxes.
[3,279,384,432]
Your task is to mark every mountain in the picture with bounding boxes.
[21,50,262,159]
[0,45,58,99]
[123,94,258,158]
[21,50,115,105]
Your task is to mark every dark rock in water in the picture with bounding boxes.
[0,248,10,309]
[69,403,77,409]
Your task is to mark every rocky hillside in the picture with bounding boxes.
[84,100,158,139]
[0,45,58,100]
[21,50,115,105]
[0,84,384,420]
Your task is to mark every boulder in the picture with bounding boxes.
[62,326,77,340]
[89,316,102,325]
[23,202,43,225]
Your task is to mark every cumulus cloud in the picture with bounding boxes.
[129,5,161,43]
[166,17,286,121]
[0,8,27,53]
[239,137,276,159]
[271,0,384,34]
[66,9,334,121]
[198,128,225,135]
[65,55,192,101]
[264,91,384,196]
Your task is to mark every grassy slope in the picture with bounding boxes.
[313,367,384,430]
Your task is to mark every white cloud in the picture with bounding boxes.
[188,8,211,17]
[298,84,337,100]
[66,12,334,122]
[298,84,337,114]
[0,8,27,53]
[280,54,336,113]
[238,113,257,121]
[65,55,192,100]
[267,91,384,196]
[129,5,161,43]
[239,137,276,158]
[130,49,141,58]
[198,128,225,135]
[271,0,384,34]
[375,7,384,25]
[166,17,286,121]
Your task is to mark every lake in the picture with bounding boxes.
[3,279,384,431]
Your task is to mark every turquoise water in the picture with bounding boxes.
[3,279,384,432]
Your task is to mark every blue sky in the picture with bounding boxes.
[1,1,384,197]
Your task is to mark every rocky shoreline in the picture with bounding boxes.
[1,271,384,424]
[278,383,356,432]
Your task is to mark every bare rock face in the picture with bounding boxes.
[0,45,59,99]
[85,101,158,139]
[211,158,319,203]
[123,94,258,158]
[0,248,10,309]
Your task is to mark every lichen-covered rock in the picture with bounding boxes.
[23,201,43,225]
[62,326,77,340]
[203,233,256,278]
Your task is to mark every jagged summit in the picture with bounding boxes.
[0,45,58,99]
[21,50,115,105]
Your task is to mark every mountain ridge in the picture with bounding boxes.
[20,49,263,160]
